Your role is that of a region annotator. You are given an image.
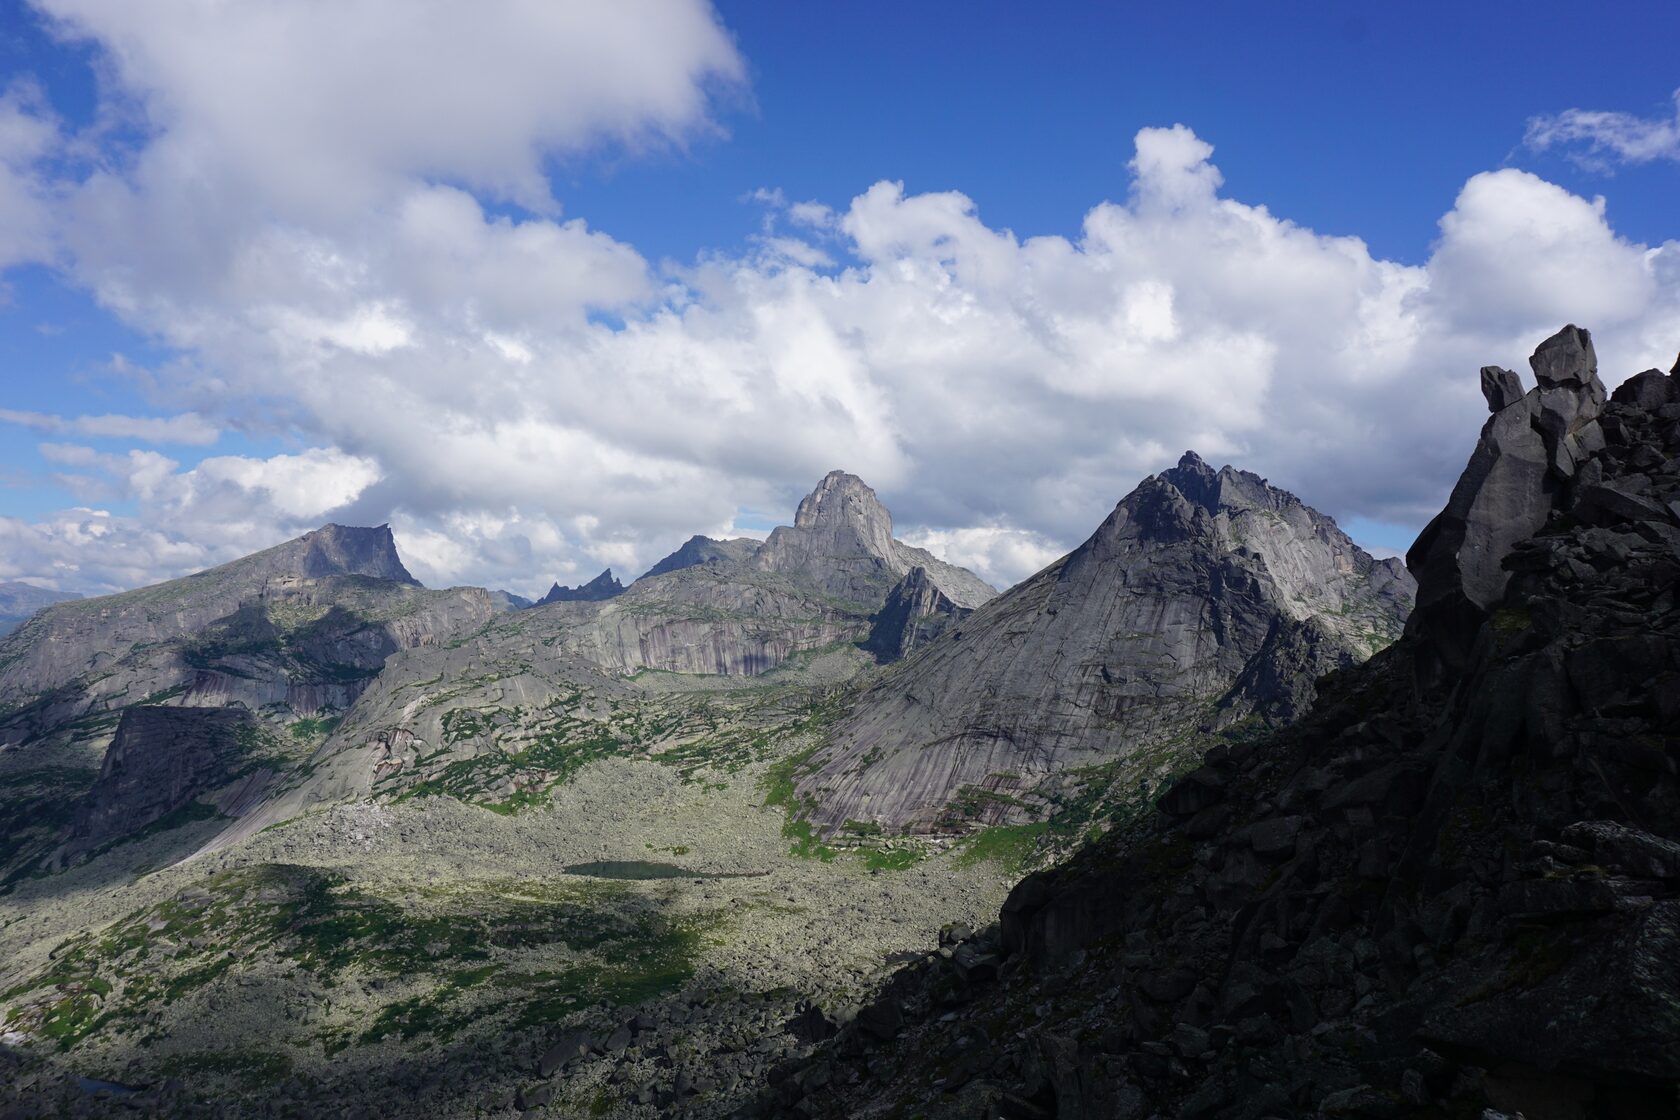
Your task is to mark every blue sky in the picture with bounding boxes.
[0,0,1676,594]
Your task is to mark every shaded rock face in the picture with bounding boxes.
[537,569,625,604]
[778,328,1680,1120]
[60,706,257,862]
[753,471,996,610]
[863,567,967,663]
[291,524,417,585]
[639,535,763,581]
[797,452,1414,834]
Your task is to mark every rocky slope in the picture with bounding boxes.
[0,524,421,717]
[764,326,1680,1120]
[640,535,764,581]
[795,453,1414,836]
[0,529,504,880]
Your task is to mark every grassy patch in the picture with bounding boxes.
[956,823,1049,872]
[289,715,341,740]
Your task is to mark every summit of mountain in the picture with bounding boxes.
[751,471,997,610]
[793,451,1415,835]
[536,568,626,604]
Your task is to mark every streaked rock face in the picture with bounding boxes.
[796,453,1415,834]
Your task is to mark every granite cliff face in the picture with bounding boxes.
[766,326,1680,1120]
[795,453,1414,834]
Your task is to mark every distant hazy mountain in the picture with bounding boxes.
[536,568,625,604]
[0,581,80,637]
[639,534,763,580]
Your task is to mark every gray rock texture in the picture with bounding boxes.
[752,471,996,610]
[863,567,968,663]
[797,451,1414,834]
[771,326,1680,1120]
[640,535,763,581]
[1408,324,1609,674]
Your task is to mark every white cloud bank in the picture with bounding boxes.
[2,4,1679,596]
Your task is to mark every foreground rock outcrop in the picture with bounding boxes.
[762,326,1680,1120]
[797,453,1413,834]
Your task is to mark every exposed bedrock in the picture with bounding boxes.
[797,452,1414,834]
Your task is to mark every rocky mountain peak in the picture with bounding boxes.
[754,471,995,610]
[295,524,418,585]
[538,569,625,605]
[797,450,1414,834]
[1408,322,1611,674]
[790,471,897,549]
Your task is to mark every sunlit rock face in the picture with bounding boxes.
[798,452,1414,834]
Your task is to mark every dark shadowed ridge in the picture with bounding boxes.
[766,325,1680,1120]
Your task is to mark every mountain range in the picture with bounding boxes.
[42,335,1680,1119]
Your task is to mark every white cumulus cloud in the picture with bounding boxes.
[4,3,1680,601]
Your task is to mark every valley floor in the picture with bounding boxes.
[0,750,1016,1118]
